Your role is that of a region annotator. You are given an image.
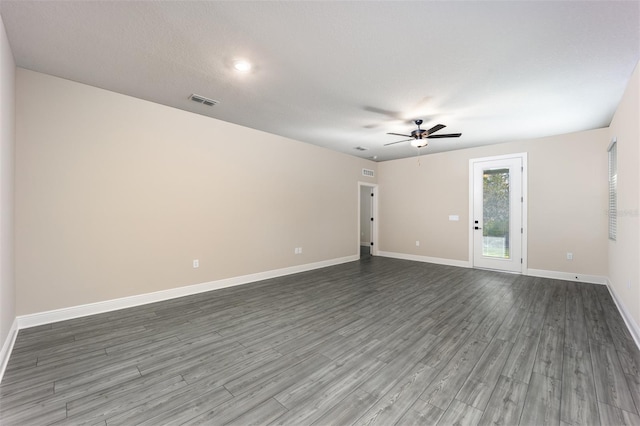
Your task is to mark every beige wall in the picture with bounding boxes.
[609,62,640,330]
[378,128,609,277]
[0,16,16,351]
[15,69,376,315]
[11,63,638,335]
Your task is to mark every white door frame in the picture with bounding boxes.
[468,153,528,273]
[358,182,378,256]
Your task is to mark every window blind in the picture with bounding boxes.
[608,140,617,241]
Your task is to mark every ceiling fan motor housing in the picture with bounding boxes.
[411,129,428,139]
[411,119,428,144]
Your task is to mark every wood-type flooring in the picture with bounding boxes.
[1,256,639,425]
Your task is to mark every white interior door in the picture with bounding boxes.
[472,157,523,273]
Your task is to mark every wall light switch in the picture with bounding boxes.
[193,259,199,268]
[449,215,459,221]
[416,241,420,247]
[566,253,573,260]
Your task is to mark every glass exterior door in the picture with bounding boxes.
[473,157,522,272]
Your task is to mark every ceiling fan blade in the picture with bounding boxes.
[427,133,462,139]
[386,132,412,137]
[384,139,413,146]
[426,124,446,135]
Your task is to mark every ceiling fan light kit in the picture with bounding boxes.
[410,138,428,148]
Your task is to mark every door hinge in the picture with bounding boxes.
[521,166,524,172]
[521,196,523,202]
[521,258,523,264]
[371,193,374,197]
[370,242,374,246]
[370,217,374,221]
[521,227,523,234]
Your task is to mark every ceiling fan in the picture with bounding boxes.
[385,119,461,148]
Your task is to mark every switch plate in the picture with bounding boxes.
[449,215,459,221]
[566,252,573,260]
[193,259,199,268]
[416,241,420,247]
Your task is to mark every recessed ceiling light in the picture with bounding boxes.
[233,60,252,72]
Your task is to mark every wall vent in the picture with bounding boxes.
[354,146,368,151]
[189,94,219,107]
[362,168,375,178]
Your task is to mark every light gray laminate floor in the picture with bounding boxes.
[1,256,639,425]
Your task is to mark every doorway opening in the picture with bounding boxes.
[358,183,378,257]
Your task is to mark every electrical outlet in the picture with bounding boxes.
[193,259,199,268]
[294,247,302,254]
[566,252,573,260]
[628,280,632,289]
[416,241,420,247]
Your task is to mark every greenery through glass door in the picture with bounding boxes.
[483,168,510,258]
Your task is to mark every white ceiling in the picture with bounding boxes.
[1,1,639,162]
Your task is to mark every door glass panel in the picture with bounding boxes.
[483,168,510,258]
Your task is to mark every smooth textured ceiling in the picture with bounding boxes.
[1,1,639,161]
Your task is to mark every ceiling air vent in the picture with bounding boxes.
[189,94,219,107]
[354,146,368,151]
[362,168,375,178]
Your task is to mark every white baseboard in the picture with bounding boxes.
[17,254,359,330]
[0,318,18,384]
[606,279,640,351]
[526,269,607,285]
[377,251,471,268]
[376,253,608,285]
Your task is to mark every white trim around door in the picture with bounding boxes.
[469,153,528,274]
